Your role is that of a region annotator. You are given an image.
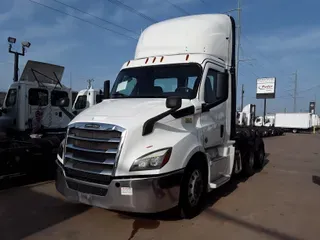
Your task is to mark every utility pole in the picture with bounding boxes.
[7,37,31,82]
[236,0,241,89]
[293,70,298,112]
[240,84,244,110]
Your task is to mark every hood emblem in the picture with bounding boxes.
[85,123,100,129]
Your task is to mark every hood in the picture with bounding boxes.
[19,60,65,84]
[70,98,193,129]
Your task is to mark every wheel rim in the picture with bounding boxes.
[187,170,204,207]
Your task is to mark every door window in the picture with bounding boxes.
[5,89,17,107]
[204,69,218,104]
[28,89,48,106]
[51,90,69,107]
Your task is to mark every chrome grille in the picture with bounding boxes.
[64,123,125,184]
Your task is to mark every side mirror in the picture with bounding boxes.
[58,97,70,107]
[166,96,182,109]
[104,80,110,99]
[216,72,228,99]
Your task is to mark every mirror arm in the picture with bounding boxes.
[142,106,180,136]
[58,106,75,121]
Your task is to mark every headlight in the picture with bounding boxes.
[130,148,172,171]
[57,138,65,164]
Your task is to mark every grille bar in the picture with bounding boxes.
[65,153,115,165]
[68,134,120,143]
[66,144,118,154]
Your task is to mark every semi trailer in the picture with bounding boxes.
[55,14,265,218]
[274,112,312,133]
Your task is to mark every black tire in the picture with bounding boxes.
[241,149,255,177]
[179,160,207,219]
[254,144,265,170]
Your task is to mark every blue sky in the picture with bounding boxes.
[1,0,320,114]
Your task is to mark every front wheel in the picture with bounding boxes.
[179,161,207,219]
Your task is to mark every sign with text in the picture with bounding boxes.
[256,77,276,99]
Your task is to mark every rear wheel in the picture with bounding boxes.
[241,149,255,177]
[254,145,265,170]
[179,161,207,219]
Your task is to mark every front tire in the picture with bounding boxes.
[179,161,207,219]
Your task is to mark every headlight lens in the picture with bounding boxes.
[57,138,65,164]
[130,148,172,171]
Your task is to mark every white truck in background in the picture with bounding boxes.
[237,105,283,137]
[0,60,73,179]
[55,14,265,218]
[72,81,103,115]
[274,112,312,133]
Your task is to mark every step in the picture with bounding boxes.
[209,176,230,189]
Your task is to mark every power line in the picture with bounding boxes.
[51,0,139,35]
[164,0,190,15]
[106,0,157,23]
[28,0,138,40]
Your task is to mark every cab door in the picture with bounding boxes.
[199,62,229,181]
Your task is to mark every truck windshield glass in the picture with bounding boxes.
[111,64,202,99]
[5,89,17,107]
[75,95,87,110]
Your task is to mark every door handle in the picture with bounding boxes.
[220,124,224,138]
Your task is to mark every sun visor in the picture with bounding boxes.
[19,60,65,84]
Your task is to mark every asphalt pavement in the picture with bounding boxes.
[1,133,320,240]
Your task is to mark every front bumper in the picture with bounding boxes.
[55,161,184,213]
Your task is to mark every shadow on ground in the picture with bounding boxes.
[0,184,89,240]
[312,175,320,186]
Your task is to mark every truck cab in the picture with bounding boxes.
[72,83,103,115]
[0,60,72,135]
[56,14,264,218]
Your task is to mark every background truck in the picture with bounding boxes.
[55,13,265,219]
[237,104,283,137]
[72,80,104,115]
[274,112,312,133]
[0,60,72,181]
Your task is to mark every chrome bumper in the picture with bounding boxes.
[55,161,184,213]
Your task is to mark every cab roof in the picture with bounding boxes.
[135,14,233,64]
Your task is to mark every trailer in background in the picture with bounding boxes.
[274,113,312,133]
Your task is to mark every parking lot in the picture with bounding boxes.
[1,133,320,240]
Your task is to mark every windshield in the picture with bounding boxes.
[110,63,202,99]
[74,95,87,110]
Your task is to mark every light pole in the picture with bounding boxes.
[8,37,31,82]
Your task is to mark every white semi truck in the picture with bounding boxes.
[72,81,103,115]
[0,60,72,180]
[56,14,265,218]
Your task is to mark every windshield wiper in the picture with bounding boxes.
[111,92,127,98]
